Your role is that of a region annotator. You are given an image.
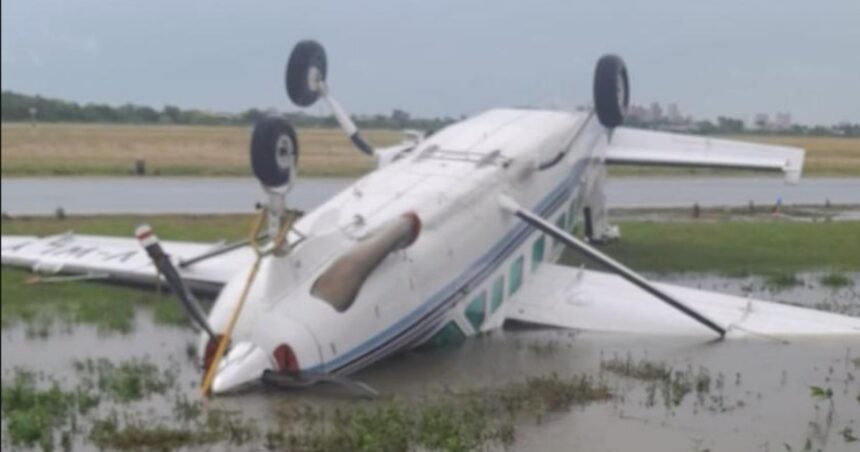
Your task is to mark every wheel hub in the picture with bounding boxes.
[275,134,294,171]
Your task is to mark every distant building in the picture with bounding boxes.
[667,103,682,124]
[649,102,663,123]
[391,109,410,121]
[774,112,792,131]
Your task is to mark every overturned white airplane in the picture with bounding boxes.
[2,40,856,396]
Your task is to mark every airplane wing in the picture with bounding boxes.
[606,128,805,183]
[1,233,254,294]
[505,263,860,337]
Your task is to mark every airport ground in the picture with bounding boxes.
[1,211,858,333]
[2,211,859,451]
[2,123,860,177]
[2,141,859,451]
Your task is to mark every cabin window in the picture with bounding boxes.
[465,292,486,331]
[531,236,545,271]
[490,276,505,313]
[509,255,524,295]
[424,321,466,348]
[554,213,567,249]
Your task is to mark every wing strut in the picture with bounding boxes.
[178,235,265,268]
[499,196,726,339]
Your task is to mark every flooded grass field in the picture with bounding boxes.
[2,270,858,451]
[2,215,859,451]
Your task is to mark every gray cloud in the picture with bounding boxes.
[2,0,858,123]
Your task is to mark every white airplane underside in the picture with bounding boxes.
[2,41,855,395]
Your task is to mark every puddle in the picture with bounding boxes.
[2,273,858,451]
[611,204,860,223]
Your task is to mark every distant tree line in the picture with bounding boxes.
[1,91,456,131]
[3,90,857,137]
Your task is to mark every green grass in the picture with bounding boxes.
[601,356,671,381]
[3,367,607,452]
[2,360,180,451]
[1,214,253,332]
[601,357,714,409]
[0,267,192,334]
[765,272,804,290]
[563,221,860,276]
[820,272,854,288]
[268,373,610,452]
[1,370,99,450]
[74,358,178,403]
[83,372,610,452]
[3,215,858,333]
[1,268,144,333]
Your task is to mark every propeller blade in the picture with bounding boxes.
[136,224,216,340]
[261,370,379,398]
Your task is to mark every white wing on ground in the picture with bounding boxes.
[1,234,254,294]
[506,263,860,337]
[606,128,805,183]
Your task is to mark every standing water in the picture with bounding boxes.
[1,272,857,451]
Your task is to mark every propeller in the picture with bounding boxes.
[136,224,216,340]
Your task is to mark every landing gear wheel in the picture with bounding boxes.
[286,40,327,107]
[250,116,299,188]
[593,55,630,128]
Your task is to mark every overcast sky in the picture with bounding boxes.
[2,0,859,124]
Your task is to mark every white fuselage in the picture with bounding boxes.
[207,108,609,387]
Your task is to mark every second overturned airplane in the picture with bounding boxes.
[3,40,857,395]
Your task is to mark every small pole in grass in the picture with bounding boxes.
[692,203,700,219]
[772,197,782,216]
[134,159,147,176]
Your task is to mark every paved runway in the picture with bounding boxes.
[2,176,858,215]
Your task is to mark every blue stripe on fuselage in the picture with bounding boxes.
[308,125,601,374]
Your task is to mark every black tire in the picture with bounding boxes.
[593,54,630,128]
[286,40,327,107]
[250,116,299,188]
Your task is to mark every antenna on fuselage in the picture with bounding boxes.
[286,40,375,156]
